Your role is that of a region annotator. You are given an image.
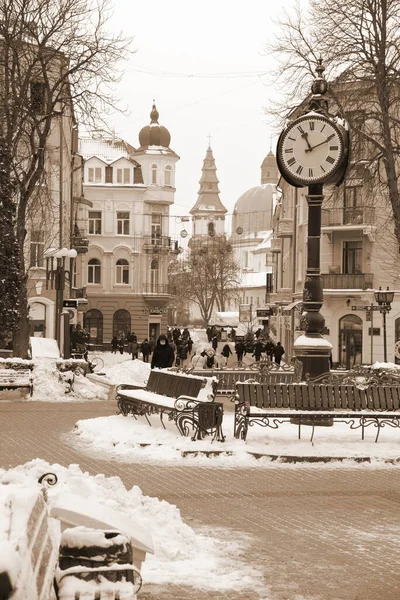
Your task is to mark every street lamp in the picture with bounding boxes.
[46,248,77,345]
[374,287,395,363]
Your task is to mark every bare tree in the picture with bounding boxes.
[169,237,241,325]
[0,0,133,356]
[266,0,400,250]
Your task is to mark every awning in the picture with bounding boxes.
[283,300,303,312]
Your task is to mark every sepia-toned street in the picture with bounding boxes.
[1,399,399,600]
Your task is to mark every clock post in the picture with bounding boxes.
[276,59,349,381]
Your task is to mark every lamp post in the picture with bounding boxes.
[46,248,77,345]
[374,287,395,363]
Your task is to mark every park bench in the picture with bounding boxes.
[116,369,225,442]
[234,367,400,443]
[191,361,295,397]
[0,363,33,396]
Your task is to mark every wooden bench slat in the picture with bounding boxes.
[308,384,316,409]
[281,384,289,408]
[288,384,296,408]
[320,385,329,409]
[372,386,380,410]
[392,387,400,410]
[378,386,387,410]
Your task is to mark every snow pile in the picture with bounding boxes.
[30,337,60,359]
[0,460,265,594]
[30,359,108,402]
[104,358,150,386]
[71,411,400,466]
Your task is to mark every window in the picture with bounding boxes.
[151,213,162,244]
[343,241,362,274]
[134,166,143,184]
[113,309,131,338]
[88,211,102,235]
[105,166,113,183]
[344,186,363,224]
[117,211,130,235]
[30,81,46,114]
[116,259,129,284]
[88,168,102,183]
[30,231,44,267]
[88,258,101,284]
[151,164,158,184]
[151,259,159,291]
[208,222,215,237]
[164,165,172,186]
[116,168,130,184]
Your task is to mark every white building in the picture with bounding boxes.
[78,104,180,347]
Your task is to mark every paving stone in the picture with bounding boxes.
[0,400,400,599]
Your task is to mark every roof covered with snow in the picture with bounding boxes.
[79,136,137,164]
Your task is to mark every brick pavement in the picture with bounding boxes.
[1,399,400,599]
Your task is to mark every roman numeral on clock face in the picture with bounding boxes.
[296,165,303,175]
[285,148,293,153]
[288,157,296,166]
[326,156,335,164]
[309,121,315,130]
[330,146,338,151]
[297,125,305,134]
[327,134,335,141]
[309,168,313,177]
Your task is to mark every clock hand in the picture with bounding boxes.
[301,131,313,152]
[305,137,332,153]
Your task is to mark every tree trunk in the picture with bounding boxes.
[13,196,30,358]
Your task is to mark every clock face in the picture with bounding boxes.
[277,115,344,186]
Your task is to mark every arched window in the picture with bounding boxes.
[84,309,103,344]
[151,164,158,185]
[88,258,101,284]
[116,258,129,284]
[339,314,363,369]
[113,309,131,338]
[208,222,215,237]
[151,259,159,292]
[164,165,172,186]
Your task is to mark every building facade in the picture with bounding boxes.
[78,105,179,348]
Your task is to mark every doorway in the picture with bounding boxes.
[339,314,363,369]
[149,322,160,349]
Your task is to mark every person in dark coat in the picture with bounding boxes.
[235,341,245,362]
[118,336,125,355]
[151,334,175,369]
[253,340,264,362]
[211,336,219,352]
[221,343,232,366]
[206,326,213,343]
[273,342,285,365]
[111,336,118,354]
[265,340,275,361]
[140,339,151,363]
[187,337,193,354]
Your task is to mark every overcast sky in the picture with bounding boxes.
[107,0,297,226]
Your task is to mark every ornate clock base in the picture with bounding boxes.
[294,334,332,381]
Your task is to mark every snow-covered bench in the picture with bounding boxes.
[116,370,225,442]
[0,365,33,396]
[234,367,400,442]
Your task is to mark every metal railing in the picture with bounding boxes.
[321,206,375,227]
[321,273,373,290]
[141,283,176,295]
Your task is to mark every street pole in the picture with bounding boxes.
[370,308,373,364]
[383,309,387,363]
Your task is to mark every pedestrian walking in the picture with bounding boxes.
[221,343,232,366]
[127,332,135,354]
[151,334,175,369]
[273,342,285,365]
[131,339,139,360]
[111,336,118,354]
[265,340,275,361]
[140,339,151,363]
[118,336,125,355]
[253,340,264,362]
[235,340,245,363]
[211,335,219,352]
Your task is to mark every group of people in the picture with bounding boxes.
[111,331,152,363]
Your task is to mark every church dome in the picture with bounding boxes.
[232,184,275,235]
[138,104,171,148]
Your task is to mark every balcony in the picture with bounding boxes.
[321,206,375,227]
[71,228,89,254]
[321,273,373,290]
[142,283,176,296]
[143,235,173,254]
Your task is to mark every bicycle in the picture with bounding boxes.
[71,343,104,373]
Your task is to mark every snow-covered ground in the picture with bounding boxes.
[0,460,267,595]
